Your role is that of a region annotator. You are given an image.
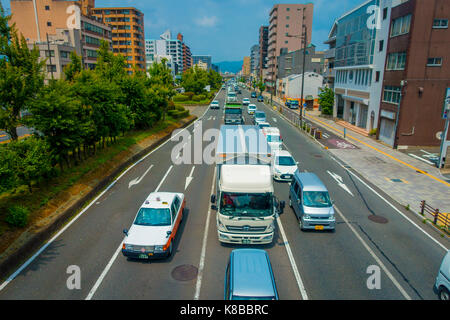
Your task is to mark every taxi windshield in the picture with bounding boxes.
[134,208,171,226]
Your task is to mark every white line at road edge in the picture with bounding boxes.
[328,155,448,252]
[0,89,222,292]
[85,164,174,300]
[334,205,412,300]
[194,166,216,300]
[276,215,309,300]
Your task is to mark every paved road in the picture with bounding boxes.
[0,87,448,300]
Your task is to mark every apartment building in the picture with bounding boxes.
[332,0,392,134]
[192,55,212,70]
[267,3,314,93]
[259,25,269,79]
[242,56,251,77]
[146,31,183,74]
[377,0,450,147]
[92,7,145,73]
[250,44,260,76]
[324,21,337,89]
[10,0,111,78]
[177,33,192,72]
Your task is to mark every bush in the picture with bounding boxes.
[173,94,188,102]
[175,105,185,111]
[167,100,176,110]
[168,109,190,119]
[192,94,207,102]
[369,128,378,136]
[184,92,195,100]
[6,205,30,228]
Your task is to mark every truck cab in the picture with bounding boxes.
[212,125,285,245]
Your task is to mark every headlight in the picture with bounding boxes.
[303,214,311,220]
[125,244,133,250]
[267,222,275,232]
[329,215,335,220]
[154,245,164,252]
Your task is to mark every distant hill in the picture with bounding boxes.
[214,60,243,74]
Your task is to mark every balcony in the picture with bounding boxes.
[324,48,335,59]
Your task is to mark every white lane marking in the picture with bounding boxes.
[408,153,434,165]
[85,165,174,300]
[0,89,222,292]
[185,166,195,190]
[273,118,277,122]
[327,170,354,197]
[194,166,217,300]
[334,205,412,300]
[276,215,309,300]
[328,155,448,252]
[128,164,154,189]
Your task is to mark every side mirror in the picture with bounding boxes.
[166,231,172,238]
[211,194,216,204]
[123,229,128,236]
[296,162,299,165]
[211,204,218,211]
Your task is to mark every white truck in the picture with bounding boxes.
[210,125,285,245]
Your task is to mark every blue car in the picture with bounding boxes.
[224,249,279,300]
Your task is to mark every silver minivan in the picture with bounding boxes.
[434,250,450,300]
[289,171,335,231]
[224,249,279,300]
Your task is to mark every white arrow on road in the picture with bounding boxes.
[185,166,195,190]
[128,164,154,189]
[327,170,354,197]
[272,118,277,122]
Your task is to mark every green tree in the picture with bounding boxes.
[181,65,208,95]
[318,87,334,116]
[147,58,175,121]
[0,7,45,141]
[64,51,83,82]
[256,77,266,95]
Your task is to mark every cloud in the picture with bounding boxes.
[195,15,218,27]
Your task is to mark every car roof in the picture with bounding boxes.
[274,150,292,157]
[263,127,280,134]
[255,111,265,115]
[248,104,256,107]
[293,172,328,192]
[230,249,276,298]
[142,192,183,208]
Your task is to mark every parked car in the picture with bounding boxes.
[285,99,299,109]
[257,96,264,102]
[435,250,450,300]
[271,150,298,181]
[251,92,257,98]
[289,172,335,231]
[210,100,220,109]
[224,249,279,300]
[122,192,185,259]
[242,98,250,106]
[247,104,256,115]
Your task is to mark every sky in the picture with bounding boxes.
[1,0,363,63]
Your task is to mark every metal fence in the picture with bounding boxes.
[420,200,450,233]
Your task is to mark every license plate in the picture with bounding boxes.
[315,225,324,230]
[139,254,149,259]
[242,239,250,244]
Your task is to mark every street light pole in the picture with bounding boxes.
[299,25,307,122]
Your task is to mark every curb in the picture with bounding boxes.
[0,116,197,281]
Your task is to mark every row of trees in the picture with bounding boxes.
[0,6,218,194]
[179,65,222,95]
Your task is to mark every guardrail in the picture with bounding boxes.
[420,200,450,233]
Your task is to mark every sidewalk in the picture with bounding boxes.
[262,92,450,222]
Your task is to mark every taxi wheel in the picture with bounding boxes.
[289,198,292,208]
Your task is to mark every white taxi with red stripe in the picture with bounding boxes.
[122,192,185,259]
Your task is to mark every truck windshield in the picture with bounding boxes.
[302,191,332,208]
[228,93,236,97]
[225,108,242,114]
[134,208,171,226]
[220,192,273,217]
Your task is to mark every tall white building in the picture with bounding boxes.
[145,30,183,73]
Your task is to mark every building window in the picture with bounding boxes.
[383,8,388,20]
[433,19,448,29]
[387,52,406,70]
[383,86,401,104]
[379,40,384,52]
[60,51,69,59]
[391,15,411,37]
[45,5,50,10]
[46,65,56,73]
[286,16,290,20]
[427,57,442,66]
[45,50,55,57]
[285,40,288,44]
[47,21,52,27]
[375,71,380,82]
[286,24,289,28]
[286,8,290,11]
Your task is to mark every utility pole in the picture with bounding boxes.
[299,24,307,122]
[46,33,54,80]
